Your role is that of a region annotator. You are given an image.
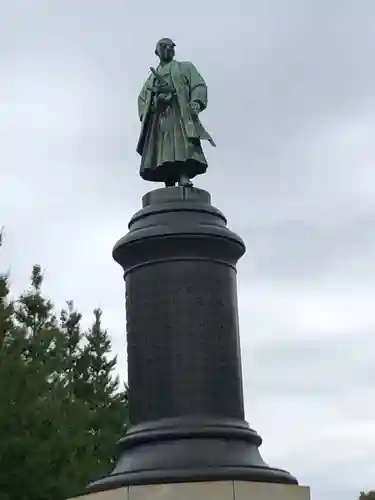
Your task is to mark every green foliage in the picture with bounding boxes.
[0,234,128,500]
[82,308,128,475]
[360,493,375,500]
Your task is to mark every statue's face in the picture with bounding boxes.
[156,39,175,63]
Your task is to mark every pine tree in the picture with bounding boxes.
[0,246,56,498]
[0,229,16,354]
[359,493,375,500]
[85,309,119,403]
[0,235,21,500]
[14,265,61,371]
[0,252,12,352]
[81,308,128,479]
[0,259,89,500]
[0,237,128,499]
[60,300,84,395]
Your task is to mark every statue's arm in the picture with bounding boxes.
[183,61,208,112]
[138,80,149,121]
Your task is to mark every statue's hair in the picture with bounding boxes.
[155,38,175,56]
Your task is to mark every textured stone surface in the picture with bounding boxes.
[70,481,310,500]
[129,481,233,500]
[234,482,310,500]
[69,488,129,500]
[126,259,244,423]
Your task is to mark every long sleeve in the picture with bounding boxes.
[138,80,149,121]
[185,62,208,112]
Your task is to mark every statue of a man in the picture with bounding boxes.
[137,38,215,187]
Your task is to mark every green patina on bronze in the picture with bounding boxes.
[137,38,215,187]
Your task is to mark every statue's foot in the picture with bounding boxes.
[165,180,176,187]
[178,175,193,188]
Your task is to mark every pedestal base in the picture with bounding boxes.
[82,187,298,495]
[70,481,310,500]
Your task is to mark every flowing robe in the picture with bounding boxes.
[137,60,215,183]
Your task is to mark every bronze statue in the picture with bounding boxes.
[137,38,215,187]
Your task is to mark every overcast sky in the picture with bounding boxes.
[1,1,375,499]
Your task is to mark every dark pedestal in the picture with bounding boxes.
[87,187,297,493]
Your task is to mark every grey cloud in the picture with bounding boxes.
[239,215,375,283]
[242,331,375,398]
[1,1,375,499]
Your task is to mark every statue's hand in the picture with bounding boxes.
[190,101,201,114]
[156,92,173,104]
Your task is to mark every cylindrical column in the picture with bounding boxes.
[87,187,297,493]
[126,258,245,424]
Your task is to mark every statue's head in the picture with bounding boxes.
[155,38,175,63]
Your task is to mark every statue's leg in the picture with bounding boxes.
[178,173,193,187]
